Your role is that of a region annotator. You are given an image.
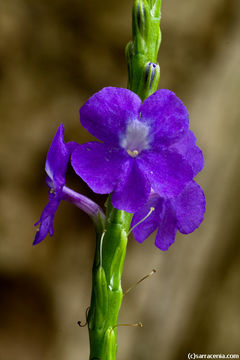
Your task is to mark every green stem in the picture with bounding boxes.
[88,199,132,360]
[88,1,162,359]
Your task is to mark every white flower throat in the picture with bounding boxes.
[121,119,150,158]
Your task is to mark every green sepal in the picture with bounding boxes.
[109,229,128,291]
[102,225,129,287]
[102,328,118,360]
[91,266,108,327]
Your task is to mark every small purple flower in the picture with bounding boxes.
[131,181,206,251]
[34,124,72,245]
[71,87,200,213]
[34,124,104,245]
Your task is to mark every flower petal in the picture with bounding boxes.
[170,130,204,176]
[138,150,193,198]
[111,160,151,213]
[33,194,60,245]
[155,201,177,251]
[80,87,142,145]
[62,186,105,221]
[67,141,78,154]
[140,89,189,146]
[71,142,128,194]
[45,124,70,190]
[131,193,163,243]
[173,180,206,234]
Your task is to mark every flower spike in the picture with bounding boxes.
[126,0,161,99]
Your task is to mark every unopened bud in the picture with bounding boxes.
[144,62,160,93]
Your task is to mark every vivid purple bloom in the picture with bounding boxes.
[34,124,104,245]
[34,124,72,245]
[71,87,200,213]
[169,130,204,177]
[131,181,206,251]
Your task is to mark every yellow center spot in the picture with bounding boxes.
[127,149,139,158]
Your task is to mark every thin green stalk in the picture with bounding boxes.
[88,1,162,359]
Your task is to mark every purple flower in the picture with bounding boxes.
[169,130,204,177]
[34,124,72,245]
[34,124,104,245]
[71,87,200,213]
[131,181,206,251]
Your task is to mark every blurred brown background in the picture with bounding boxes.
[0,0,240,359]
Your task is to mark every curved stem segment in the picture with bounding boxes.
[88,1,162,359]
